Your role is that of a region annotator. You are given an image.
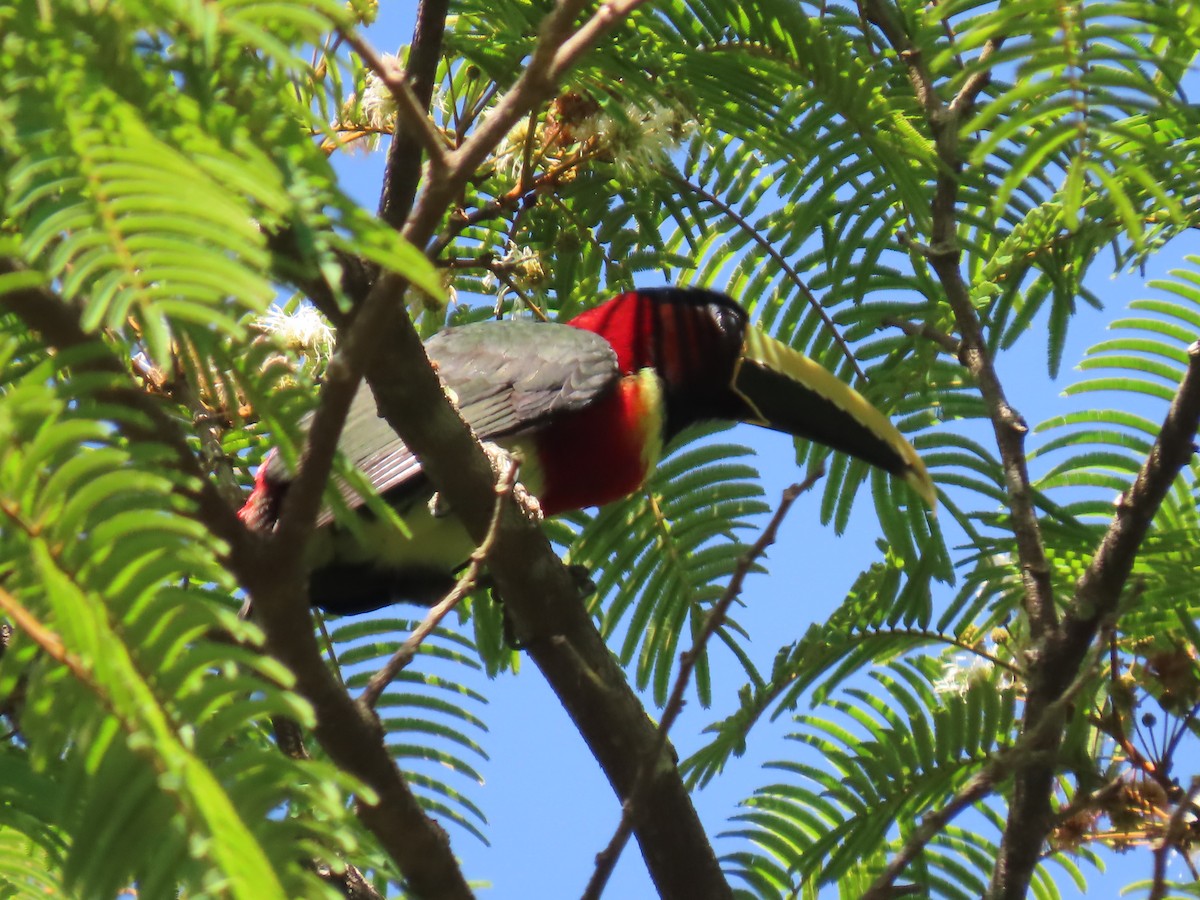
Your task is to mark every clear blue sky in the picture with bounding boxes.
[330,6,1194,896]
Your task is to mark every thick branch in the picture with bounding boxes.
[1068,341,1200,635]
[868,6,1064,895]
[378,0,450,229]
[247,559,473,899]
[291,2,728,895]
[351,278,731,898]
[583,477,820,900]
[994,343,1200,898]
[925,249,1057,639]
[0,260,470,898]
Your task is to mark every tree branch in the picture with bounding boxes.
[243,539,475,899]
[1068,340,1200,636]
[315,862,387,900]
[582,475,822,900]
[378,0,450,229]
[925,248,1057,639]
[865,7,1075,896]
[358,453,520,711]
[870,4,1056,638]
[994,342,1200,898]
[881,316,962,357]
[308,2,731,893]
[0,259,472,898]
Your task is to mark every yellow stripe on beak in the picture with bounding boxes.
[734,328,936,508]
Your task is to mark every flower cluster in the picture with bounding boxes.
[481,242,546,300]
[361,53,401,131]
[932,649,1012,698]
[253,304,336,367]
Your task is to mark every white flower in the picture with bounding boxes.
[429,83,451,119]
[483,242,545,300]
[362,53,400,130]
[933,654,996,698]
[494,117,547,183]
[574,101,694,174]
[254,305,336,364]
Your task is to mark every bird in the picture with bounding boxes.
[239,287,934,615]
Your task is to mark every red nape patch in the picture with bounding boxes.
[532,375,659,515]
[566,292,648,374]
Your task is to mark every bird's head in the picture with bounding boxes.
[568,288,935,506]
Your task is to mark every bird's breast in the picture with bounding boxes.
[530,369,665,515]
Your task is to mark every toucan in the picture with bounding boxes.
[239,287,934,614]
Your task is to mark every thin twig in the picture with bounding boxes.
[581,471,824,900]
[663,170,868,382]
[882,316,962,357]
[339,27,450,172]
[949,36,1004,116]
[863,769,998,900]
[1149,776,1200,900]
[314,862,387,900]
[358,455,520,711]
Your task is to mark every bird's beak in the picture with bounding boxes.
[732,327,936,507]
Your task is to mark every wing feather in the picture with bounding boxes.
[325,319,618,517]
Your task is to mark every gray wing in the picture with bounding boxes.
[332,319,619,512]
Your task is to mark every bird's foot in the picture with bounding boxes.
[426,443,543,522]
[481,442,542,521]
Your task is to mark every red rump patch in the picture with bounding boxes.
[238,456,280,530]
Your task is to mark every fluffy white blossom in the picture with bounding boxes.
[933,653,998,698]
[254,304,336,364]
[576,101,693,173]
[361,54,400,130]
